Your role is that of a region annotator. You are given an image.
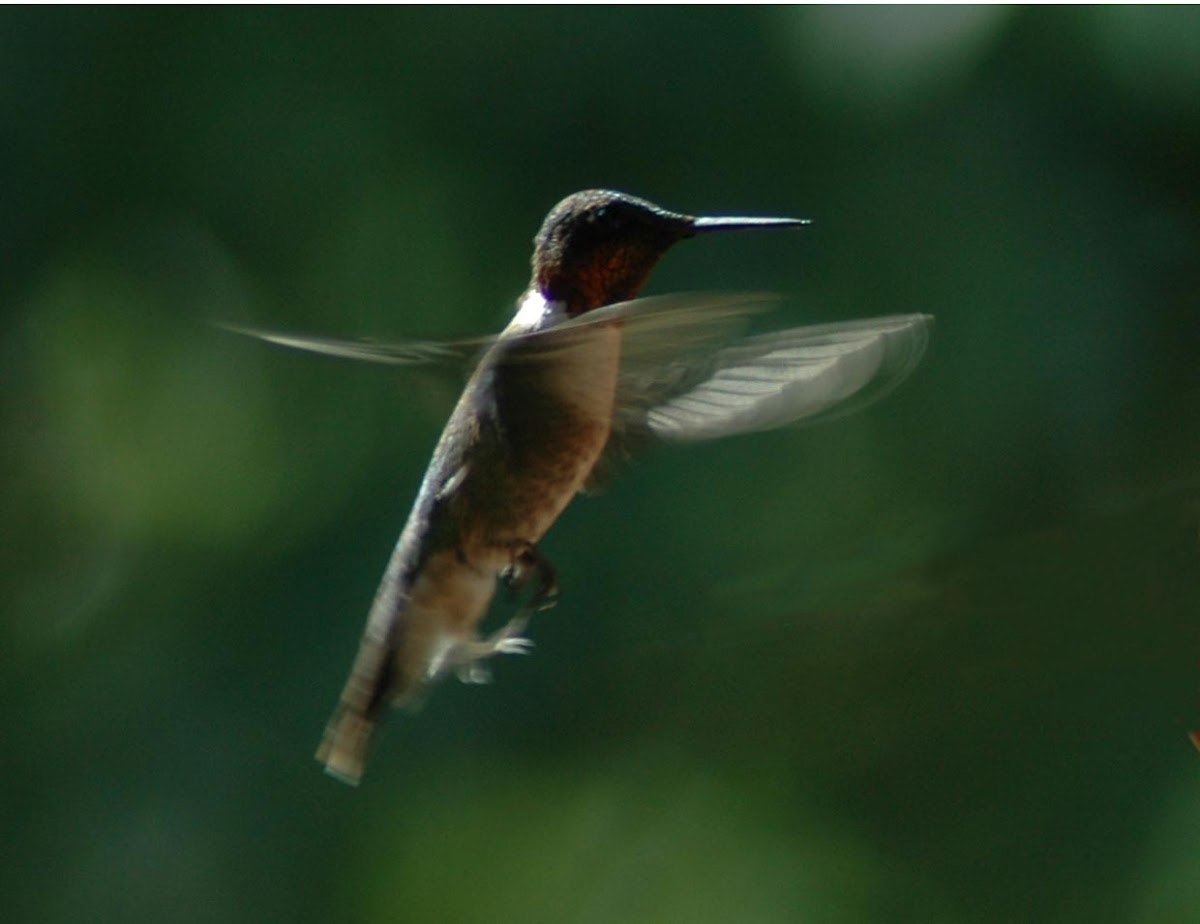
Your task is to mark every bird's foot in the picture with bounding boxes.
[452,616,535,684]
[500,540,559,612]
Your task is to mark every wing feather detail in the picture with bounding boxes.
[639,314,931,442]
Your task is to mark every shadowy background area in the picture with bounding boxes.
[3,7,1199,923]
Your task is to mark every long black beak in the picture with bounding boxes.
[691,214,810,234]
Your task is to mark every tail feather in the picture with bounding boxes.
[316,705,376,786]
[315,632,396,785]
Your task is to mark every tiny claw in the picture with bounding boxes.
[450,618,533,686]
[495,637,535,656]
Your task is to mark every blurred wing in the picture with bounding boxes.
[584,309,931,489]
[215,292,776,368]
[214,321,484,365]
[217,299,931,467]
[638,313,933,441]
[562,292,775,340]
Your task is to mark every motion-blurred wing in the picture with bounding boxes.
[215,321,482,365]
[637,314,932,442]
[217,293,775,368]
[575,298,931,490]
[218,298,931,449]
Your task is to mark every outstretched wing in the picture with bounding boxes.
[633,314,932,441]
[214,321,483,365]
[216,292,779,364]
[217,295,932,464]
[583,303,931,489]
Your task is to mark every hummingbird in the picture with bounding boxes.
[228,189,931,784]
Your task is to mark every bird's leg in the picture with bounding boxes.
[452,612,535,684]
[454,541,556,685]
[500,540,559,612]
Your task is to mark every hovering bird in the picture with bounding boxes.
[228,189,931,784]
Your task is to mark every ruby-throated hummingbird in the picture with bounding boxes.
[229,189,931,784]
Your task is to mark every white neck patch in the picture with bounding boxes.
[508,289,564,332]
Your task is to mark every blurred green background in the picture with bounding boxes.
[3,7,1200,923]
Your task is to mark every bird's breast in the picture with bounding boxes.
[460,319,622,553]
